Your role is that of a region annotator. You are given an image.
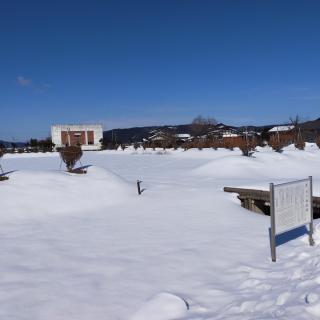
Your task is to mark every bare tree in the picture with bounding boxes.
[290,115,305,150]
[191,115,218,137]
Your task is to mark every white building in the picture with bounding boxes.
[51,124,103,151]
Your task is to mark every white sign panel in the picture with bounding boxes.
[273,179,311,235]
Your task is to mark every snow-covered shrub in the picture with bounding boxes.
[316,137,320,149]
[211,139,220,150]
[268,132,293,153]
[221,137,243,150]
[237,137,257,157]
[59,146,83,172]
[0,148,9,180]
[269,135,285,152]
[294,137,305,150]
[221,138,232,150]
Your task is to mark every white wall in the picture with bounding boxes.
[51,124,103,150]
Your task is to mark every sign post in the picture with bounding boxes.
[270,176,314,262]
[309,176,315,247]
[270,182,276,262]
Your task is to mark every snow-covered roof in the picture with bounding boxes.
[208,128,240,135]
[175,134,191,138]
[148,131,169,140]
[222,133,240,137]
[269,125,294,132]
[148,134,166,140]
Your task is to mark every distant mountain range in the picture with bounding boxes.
[103,124,194,144]
[0,140,26,148]
[1,117,320,146]
[103,117,320,143]
[102,123,275,144]
[300,117,320,130]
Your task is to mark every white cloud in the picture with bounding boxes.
[17,76,51,93]
[17,75,33,87]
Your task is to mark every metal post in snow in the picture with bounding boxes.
[309,176,315,246]
[270,183,276,262]
[137,180,142,195]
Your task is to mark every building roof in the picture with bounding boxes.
[208,127,240,135]
[268,125,294,132]
[175,133,191,138]
[148,131,168,140]
[51,124,102,130]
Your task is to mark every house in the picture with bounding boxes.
[145,130,192,147]
[51,124,103,150]
[175,133,191,142]
[241,129,259,138]
[147,131,170,142]
[207,124,241,140]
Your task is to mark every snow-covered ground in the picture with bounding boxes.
[1,144,320,319]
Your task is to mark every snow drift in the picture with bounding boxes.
[0,147,320,319]
[0,166,134,220]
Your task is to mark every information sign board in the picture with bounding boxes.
[274,179,312,235]
[270,177,314,262]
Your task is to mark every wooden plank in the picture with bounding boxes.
[224,186,320,206]
[223,187,269,201]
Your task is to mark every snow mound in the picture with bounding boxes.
[193,149,320,180]
[0,166,134,220]
[131,293,188,320]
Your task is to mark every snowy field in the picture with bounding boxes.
[1,144,320,319]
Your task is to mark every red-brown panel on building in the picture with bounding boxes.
[69,131,86,146]
[61,131,69,145]
[87,131,94,144]
[61,131,86,146]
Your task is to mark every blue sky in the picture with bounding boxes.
[1,0,320,140]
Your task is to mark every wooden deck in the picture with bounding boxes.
[224,186,320,217]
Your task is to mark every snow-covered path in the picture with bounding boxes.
[1,146,320,319]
